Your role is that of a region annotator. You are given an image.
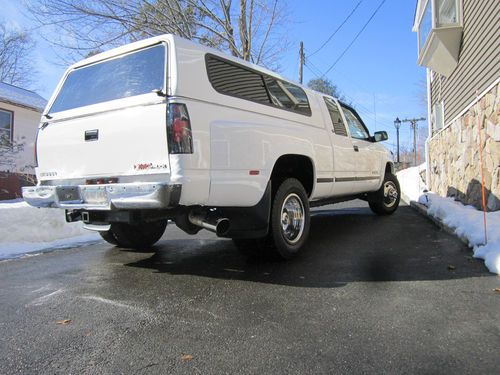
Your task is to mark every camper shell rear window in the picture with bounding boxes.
[50,44,165,113]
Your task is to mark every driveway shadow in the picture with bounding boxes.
[122,205,492,288]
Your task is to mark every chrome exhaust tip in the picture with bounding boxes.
[188,212,230,236]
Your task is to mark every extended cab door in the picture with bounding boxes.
[322,97,360,195]
[339,104,382,191]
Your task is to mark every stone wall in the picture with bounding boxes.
[428,82,500,211]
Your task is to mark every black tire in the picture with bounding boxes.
[99,230,119,245]
[369,173,401,215]
[269,178,310,259]
[110,220,168,250]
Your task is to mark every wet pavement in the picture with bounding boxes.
[1,201,498,374]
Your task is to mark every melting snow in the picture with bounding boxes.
[0,200,99,260]
[397,164,500,275]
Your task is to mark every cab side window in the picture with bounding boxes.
[341,106,370,140]
[323,97,348,136]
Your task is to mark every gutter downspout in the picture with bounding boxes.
[425,68,432,188]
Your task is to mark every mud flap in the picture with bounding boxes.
[216,181,271,239]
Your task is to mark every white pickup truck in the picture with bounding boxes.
[23,34,400,259]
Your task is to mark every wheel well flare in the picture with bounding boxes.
[270,155,314,197]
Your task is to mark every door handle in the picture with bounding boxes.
[85,129,99,141]
[353,145,359,152]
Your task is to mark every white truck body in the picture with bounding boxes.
[23,34,399,257]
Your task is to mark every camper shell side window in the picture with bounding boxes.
[205,54,311,116]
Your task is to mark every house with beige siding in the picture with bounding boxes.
[413,0,500,211]
[0,82,46,199]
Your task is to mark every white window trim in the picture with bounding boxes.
[417,0,463,55]
[0,108,14,143]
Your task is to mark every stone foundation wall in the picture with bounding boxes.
[428,82,500,211]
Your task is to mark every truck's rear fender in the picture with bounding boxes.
[270,154,315,198]
[208,117,328,206]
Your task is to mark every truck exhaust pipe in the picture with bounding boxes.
[188,212,230,236]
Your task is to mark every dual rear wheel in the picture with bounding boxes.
[99,220,168,251]
[233,178,310,259]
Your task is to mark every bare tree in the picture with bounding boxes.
[0,133,25,171]
[27,0,289,69]
[0,22,36,86]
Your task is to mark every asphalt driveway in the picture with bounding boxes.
[0,201,498,374]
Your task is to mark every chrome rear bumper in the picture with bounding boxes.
[22,182,181,210]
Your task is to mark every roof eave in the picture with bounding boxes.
[0,98,44,112]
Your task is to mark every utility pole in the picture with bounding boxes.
[401,117,426,166]
[299,41,304,84]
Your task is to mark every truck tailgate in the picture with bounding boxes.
[36,102,169,181]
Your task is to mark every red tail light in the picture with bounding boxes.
[167,103,193,154]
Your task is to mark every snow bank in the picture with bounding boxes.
[0,200,99,260]
[397,163,427,202]
[397,164,499,275]
[418,193,500,275]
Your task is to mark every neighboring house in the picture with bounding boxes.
[0,82,47,199]
[413,0,500,211]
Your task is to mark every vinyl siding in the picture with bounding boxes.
[430,0,500,124]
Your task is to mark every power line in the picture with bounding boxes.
[308,1,364,58]
[321,0,387,77]
[304,63,394,131]
[304,61,323,78]
[304,59,395,130]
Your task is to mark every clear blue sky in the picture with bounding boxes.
[3,0,426,153]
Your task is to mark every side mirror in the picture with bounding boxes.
[373,131,388,142]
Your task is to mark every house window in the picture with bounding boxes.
[0,109,13,144]
[436,0,458,26]
[414,0,463,77]
[418,0,432,53]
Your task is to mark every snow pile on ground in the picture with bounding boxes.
[418,193,500,275]
[0,200,99,260]
[397,163,428,201]
[397,164,499,275]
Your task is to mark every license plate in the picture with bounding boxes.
[81,186,108,205]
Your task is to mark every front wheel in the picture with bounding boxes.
[270,178,310,259]
[369,173,401,215]
[101,220,168,251]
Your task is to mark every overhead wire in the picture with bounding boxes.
[321,0,387,77]
[305,46,396,131]
[304,62,394,133]
[307,1,364,58]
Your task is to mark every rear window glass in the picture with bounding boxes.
[50,44,165,113]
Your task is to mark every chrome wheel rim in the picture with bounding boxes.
[280,193,305,244]
[383,181,398,207]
